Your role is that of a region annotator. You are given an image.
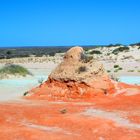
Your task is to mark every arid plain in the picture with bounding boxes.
[0,45,140,140]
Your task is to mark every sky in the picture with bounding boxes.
[0,0,140,47]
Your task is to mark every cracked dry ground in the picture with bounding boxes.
[0,94,140,140]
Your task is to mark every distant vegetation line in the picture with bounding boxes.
[0,42,139,59]
[0,46,97,59]
[0,45,105,49]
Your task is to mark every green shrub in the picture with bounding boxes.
[84,48,90,51]
[90,50,102,54]
[113,64,123,71]
[128,70,134,72]
[112,47,129,54]
[83,55,93,63]
[6,50,12,55]
[114,65,119,68]
[118,67,123,70]
[0,64,32,76]
[23,91,28,96]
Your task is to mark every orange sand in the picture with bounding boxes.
[0,82,140,140]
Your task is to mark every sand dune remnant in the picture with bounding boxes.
[27,46,115,100]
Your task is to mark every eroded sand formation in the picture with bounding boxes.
[26,46,140,100]
[26,47,115,100]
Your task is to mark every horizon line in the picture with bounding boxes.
[0,42,140,48]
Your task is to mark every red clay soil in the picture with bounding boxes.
[26,78,116,101]
[0,90,140,140]
[0,81,140,140]
[26,78,140,99]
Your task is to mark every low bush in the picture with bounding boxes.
[112,47,129,55]
[113,65,123,72]
[128,70,134,72]
[0,64,32,77]
[90,50,102,54]
[114,65,119,68]
[23,91,28,96]
[118,67,123,70]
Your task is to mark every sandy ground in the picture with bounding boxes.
[103,60,140,76]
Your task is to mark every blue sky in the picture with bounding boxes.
[0,0,140,47]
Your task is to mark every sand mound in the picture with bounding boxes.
[50,46,108,85]
[26,46,115,100]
